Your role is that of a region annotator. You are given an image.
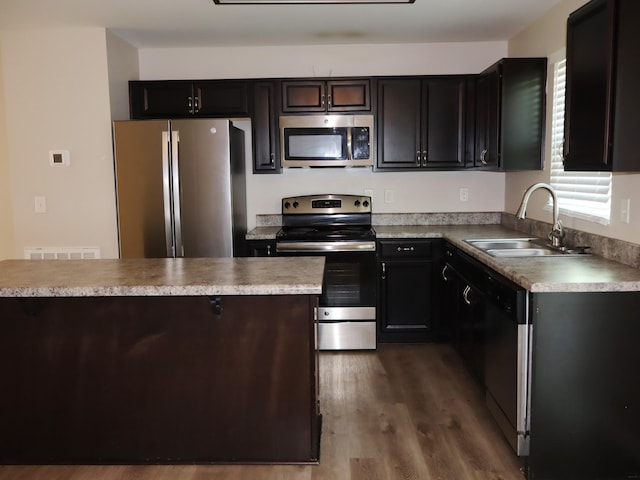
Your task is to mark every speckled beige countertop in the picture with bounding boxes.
[0,257,325,297]
[247,224,640,293]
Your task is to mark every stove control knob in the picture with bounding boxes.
[354,200,361,207]
[284,201,291,209]
[293,201,299,208]
[363,200,370,207]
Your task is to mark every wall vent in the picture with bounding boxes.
[24,247,101,260]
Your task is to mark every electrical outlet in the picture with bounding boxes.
[459,188,469,202]
[384,189,394,204]
[620,198,631,224]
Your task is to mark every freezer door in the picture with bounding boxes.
[171,119,235,258]
[113,120,174,258]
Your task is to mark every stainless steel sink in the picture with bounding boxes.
[465,237,590,258]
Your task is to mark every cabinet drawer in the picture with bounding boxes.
[379,240,433,258]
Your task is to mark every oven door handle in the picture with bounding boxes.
[276,241,376,253]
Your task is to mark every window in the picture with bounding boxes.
[550,58,611,225]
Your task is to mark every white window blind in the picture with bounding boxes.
[550,58,611,225]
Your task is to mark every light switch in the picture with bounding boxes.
[34,196,47,213]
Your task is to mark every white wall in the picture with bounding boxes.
[0,28,120,259]
[0,42,13,260]
[139,41,508,229]
[507,0,640,245]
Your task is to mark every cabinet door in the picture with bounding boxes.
[475,68,500,168]
[376,78,422,169]
[247,239,276,257]
[379,258,434,342]
[193,81,249,116]
[327,79,371,111]
[424,78,465,168]
[129,81,194,118]
[281,80,325,112]
[252,81,280,173]
[563,0,613,171]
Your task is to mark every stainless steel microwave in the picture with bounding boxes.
[280,115,374,167]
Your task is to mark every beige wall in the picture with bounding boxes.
[106,30,140,122]
[139,42,509,229]
[0,28,119,259]
[507,0,640,245]
[0,42,13,259]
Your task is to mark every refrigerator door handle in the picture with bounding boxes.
[171,130,184,257]
[162,131,175,257]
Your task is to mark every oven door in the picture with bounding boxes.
[276,242,376,350]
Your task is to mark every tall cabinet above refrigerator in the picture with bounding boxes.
[113,119,247,258]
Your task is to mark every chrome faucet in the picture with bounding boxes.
[516,183,565,248]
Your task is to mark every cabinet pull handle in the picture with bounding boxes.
[381,262,386,280]
[480,148,488,166]
[210,296,223,316]
[397,246,415,252]
[321,95,325,108]
[422,150,428,167]
[442,265,449,281]
[269,153,275,166]
[188,96,193,113]
[462,285,472,305]
[194,96,200,113]
[327,94,332,108]
[416,151,421,166]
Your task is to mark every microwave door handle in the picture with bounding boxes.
[347,128,352,161]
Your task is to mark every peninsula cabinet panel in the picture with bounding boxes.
[528,292,640,480]
[129,80,250,119]
[563,0,640,171]
[0,295,319,464]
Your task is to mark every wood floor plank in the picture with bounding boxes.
[0,344,525,480]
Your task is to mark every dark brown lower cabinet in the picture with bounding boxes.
[377,239,444,342]
[0,295,319,464]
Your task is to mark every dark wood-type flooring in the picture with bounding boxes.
[0,343,524,480]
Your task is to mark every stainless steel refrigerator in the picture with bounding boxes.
[112,119,247,258]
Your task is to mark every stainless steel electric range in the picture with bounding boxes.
[275,194,376,350]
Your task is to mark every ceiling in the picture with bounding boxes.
[0,0,562,48]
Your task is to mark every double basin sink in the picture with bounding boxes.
[465,237,590,258]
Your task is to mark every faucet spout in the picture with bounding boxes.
[516,183,565,248]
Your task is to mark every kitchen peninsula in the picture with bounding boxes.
[0,257,324,464]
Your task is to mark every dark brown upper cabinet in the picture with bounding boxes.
[281,79,371,113]
[376,76,465,170]
[474,58,547,171]
[130,80,250,119]
[251,81,281,173]
[563,0,640,172]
